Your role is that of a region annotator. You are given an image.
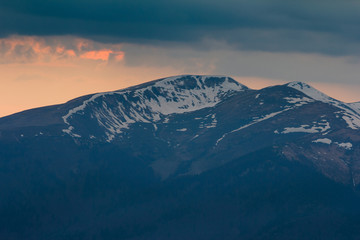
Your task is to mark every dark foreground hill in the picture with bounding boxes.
[0,75,360,239]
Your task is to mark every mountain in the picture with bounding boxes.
[0,75,360,240]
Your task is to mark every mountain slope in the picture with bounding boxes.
[0,75,359,239]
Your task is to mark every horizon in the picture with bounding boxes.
[0,74,358,118]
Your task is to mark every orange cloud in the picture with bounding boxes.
[56,46,65,54]
[66,49,76,57]
[76,39,91,51]
[0,36,125,65]
[80,49,125,61]
[114,52,125,61]
[80,50,113,61]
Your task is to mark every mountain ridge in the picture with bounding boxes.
[1,75,359,132]
[1,75,360,239]
[61,75,247,142]
[0,75,359,181]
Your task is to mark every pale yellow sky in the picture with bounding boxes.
[1,70,358,118]
[0,62,183,117]
[0,36,359,117]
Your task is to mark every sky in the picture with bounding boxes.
[1,0,360,117]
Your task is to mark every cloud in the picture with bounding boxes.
[80,50,124,61]
[1,35,359,88]
[0,36,125,64]
[0,1,359,116]
[1,0,360,56]
[119,42,360,86]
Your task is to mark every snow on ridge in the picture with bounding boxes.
[286,82,334,103]
[214,94,324,146]
[62,92,112,125]
[216,108,291,146]
[342,115,360,130]
[62,93,112,138]
[145,75,245,115]
[287,81,360,130]
[349,102,360,115]
[62,75,246,142]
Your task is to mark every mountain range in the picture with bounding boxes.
[1,75,360,239]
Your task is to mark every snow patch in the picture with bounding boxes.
[336,142,353,150]
[284,96,314,107]
[313,138,332,144]
[200,113,217,129]
[282,122,330,134]
[176,128,187,132]
[191,134,199,140]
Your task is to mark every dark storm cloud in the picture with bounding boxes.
[1,0,360,55]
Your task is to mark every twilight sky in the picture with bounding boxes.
[0,0,360,117]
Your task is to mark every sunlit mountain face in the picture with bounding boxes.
[1,75,360,240]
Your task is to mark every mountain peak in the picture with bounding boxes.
[144,75,248,92]
[286,81,312,89]
[286,81,360,130]
[62,75,248,142]
[286,81,333,103]
[120,75,248,93]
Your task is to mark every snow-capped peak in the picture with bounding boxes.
[286,81,335,103]
[287,81,360,130]
[62,75,247,142]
